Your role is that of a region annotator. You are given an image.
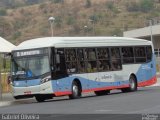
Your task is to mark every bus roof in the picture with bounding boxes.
[13,37,152,51]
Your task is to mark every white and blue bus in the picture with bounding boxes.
[10,37,157,102]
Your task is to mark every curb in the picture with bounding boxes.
[0,101,12,107]
[151,83,160,87]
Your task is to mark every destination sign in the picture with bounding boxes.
[13,49,48,57]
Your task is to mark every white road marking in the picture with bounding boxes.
[95,109,113,113]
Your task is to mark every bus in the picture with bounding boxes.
[10,37,157,102]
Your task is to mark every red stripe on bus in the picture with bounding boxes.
[54,85,129,96]
[138,76,157,87]
[54,91,72,96]
[82,85,129,93]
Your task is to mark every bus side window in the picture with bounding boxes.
[65,49,77,73]
[77,49,86,73]
[85,48,97,72]
[55,49,67,77]
[88,49,96,60]
[111,48,121,71]
[122,47,134,63]
[97,48,110,71]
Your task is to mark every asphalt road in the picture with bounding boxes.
[1,86,160,120]
[0,86,160,115]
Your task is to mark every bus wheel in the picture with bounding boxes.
[95,90,110,96]
[69,81,81,99]
[35,95,45,102]
[121,75,137,93]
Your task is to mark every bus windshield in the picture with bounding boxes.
[12,56,50,80]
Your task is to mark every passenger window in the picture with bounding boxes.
[65,49,77,73]
[122,47,134,63]
[111,48,122,71]
[86,48,96,60]
[77,49,86,73]
[97,48,111,71]
[85,48,97,72]
[135,47,146,63]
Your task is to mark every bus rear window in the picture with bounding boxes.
[146,46,152,62]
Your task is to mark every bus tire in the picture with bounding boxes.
[121,75,137,93]
[94,90,110,96]
[35,95,45,102]
[69,81,81,99]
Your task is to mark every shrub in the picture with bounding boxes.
[39,3,46,9]
[54,16,63,27]
[126,2,140,12]
[85,0,92,8]
[12,31,21,40]
[0,8,7,16]
[50,0,64,4]
[26,0,40,5]
[67,16,75,25]
[106,1,114,11]
[89,14,99,23]
[111,28,122,36]
[140,0,154,12]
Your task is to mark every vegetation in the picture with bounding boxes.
[51,0,64,4]
[0,0,159,44]
[0,8,7,16]
[106,1,114,11]
[85,0,92,8]
[140,0,154,12]
[126,0,154,12]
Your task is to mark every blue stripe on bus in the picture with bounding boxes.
[136,55,156,82]
[13,79,41,87]
[51,76,130,92]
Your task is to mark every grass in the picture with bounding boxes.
[0,73,10,93]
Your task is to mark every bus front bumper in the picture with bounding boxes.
[11,81,53,98]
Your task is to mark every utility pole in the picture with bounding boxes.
[149,19,153,44]
[84,26,88,36]
[48,17,55,37]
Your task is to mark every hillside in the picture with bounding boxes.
[0,0,160,45]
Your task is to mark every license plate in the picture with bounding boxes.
[24,91,31,95]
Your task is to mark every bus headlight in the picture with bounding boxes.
[40,76,51,84]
